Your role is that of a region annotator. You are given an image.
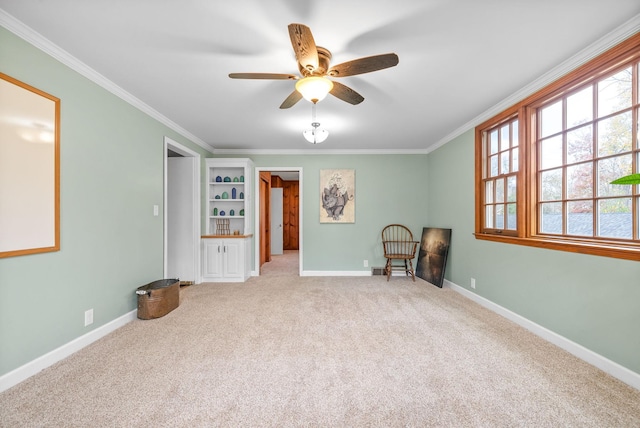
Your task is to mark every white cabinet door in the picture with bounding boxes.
[202,239,223,279]
[223,239,243,278]
[202,238,247,282]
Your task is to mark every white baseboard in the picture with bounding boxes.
[0,309,137,393]
[301,270,371,276]
[444,279,640,391]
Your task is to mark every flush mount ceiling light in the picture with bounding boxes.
[295,76,334,104]
[303,104,328,144]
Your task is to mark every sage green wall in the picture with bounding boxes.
[239,154,429,272]
[0,27,212,376]
[427,130,640,375]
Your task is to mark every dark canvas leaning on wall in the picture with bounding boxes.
[415,228,452,288]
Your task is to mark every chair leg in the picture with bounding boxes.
[408,259,415,281]
[385,259,391,281]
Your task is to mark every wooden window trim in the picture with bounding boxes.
[475,33,640,261]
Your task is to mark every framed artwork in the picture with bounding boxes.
[0,73,60,258]
[320,169,354,223]
[416,228,452,288]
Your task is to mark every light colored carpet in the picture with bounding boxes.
[1,251,639,427]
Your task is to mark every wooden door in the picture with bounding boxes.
[282,181,299,250]
[259,172,271,270]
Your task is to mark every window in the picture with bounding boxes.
[475,33,640,260]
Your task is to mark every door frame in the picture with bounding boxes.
[163,136,201,282]
[254,167,303,276]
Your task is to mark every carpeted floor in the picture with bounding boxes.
[1,251,639,427]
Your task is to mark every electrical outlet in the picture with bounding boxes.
[363,260,369,267]
[84,309,94,326]
[470,278,476,289]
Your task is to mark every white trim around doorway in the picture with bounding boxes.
[163,136,201,283]
[253,167,303,276]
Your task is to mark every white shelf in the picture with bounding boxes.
[205,158,253,236]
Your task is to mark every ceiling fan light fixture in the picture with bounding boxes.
[295,76,333,103]
[303,122,329,144]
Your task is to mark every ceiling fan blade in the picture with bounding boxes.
[329,81,365,105]
[288,23,319,74]
[328,53,399,77]
[279,90,303,109]
[229,73,298,80]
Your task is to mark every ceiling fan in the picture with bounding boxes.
[229,23,399,109]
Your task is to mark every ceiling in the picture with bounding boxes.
[1,1,639,154]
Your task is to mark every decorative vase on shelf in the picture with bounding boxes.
[215,176,222,182]
[220,210,225,216]
[213,207,218,216]
[222,191,229,199]
[233,177,239,182]
[239,192,244,199]
[223,176,231,182]
[240,175,244,182]
[232,188,237,199]
[239,209,244,216]
[215,195,220,199]
[230,209,235,216]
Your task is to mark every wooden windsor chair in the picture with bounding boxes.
[381,224,419,281]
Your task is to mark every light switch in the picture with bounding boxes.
[153,205,159,216]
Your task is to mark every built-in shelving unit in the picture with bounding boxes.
[205,158,253,236]
[202,158,253,282]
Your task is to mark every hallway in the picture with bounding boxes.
[260,250,299,277]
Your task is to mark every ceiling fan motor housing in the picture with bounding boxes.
[299,46,332,76]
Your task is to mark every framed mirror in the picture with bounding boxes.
[0,72,60,258]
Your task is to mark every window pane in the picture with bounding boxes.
[490,129,499,154]
[566,86,593,127]
[512,120,519,147]
[500,151,510,174]
[507,203,517,229]
[597,111,632,157]
[540,202,562,234]
[485,181,494,203]
[540,100,562,138]
[507,176,517,202]
[567,200,593,236]
[637,111,640,150]
[496,178,504,203]
[540,135,563,169]
[598,155,632,197]
[597,67,632,118]
[541,168,562,201]
[490,155,499,177]
[598,198,632,239]
[567,162,593,199]
[485,205,494,228]
[512,147,519,172]
[500,125,510,150]
[496,204,504,229]
[567,124,593,164]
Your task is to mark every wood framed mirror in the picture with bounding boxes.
[0,72,60,258]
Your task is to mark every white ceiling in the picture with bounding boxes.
[1,1,639,154]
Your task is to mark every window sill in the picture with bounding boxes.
[474,233,640,261]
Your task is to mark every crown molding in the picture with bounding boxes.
[212,148,429,155]
[427,13,640,154]
[0,9,215,154]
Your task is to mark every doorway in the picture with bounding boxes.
[164,136,201,283]
[254,167,303,276]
